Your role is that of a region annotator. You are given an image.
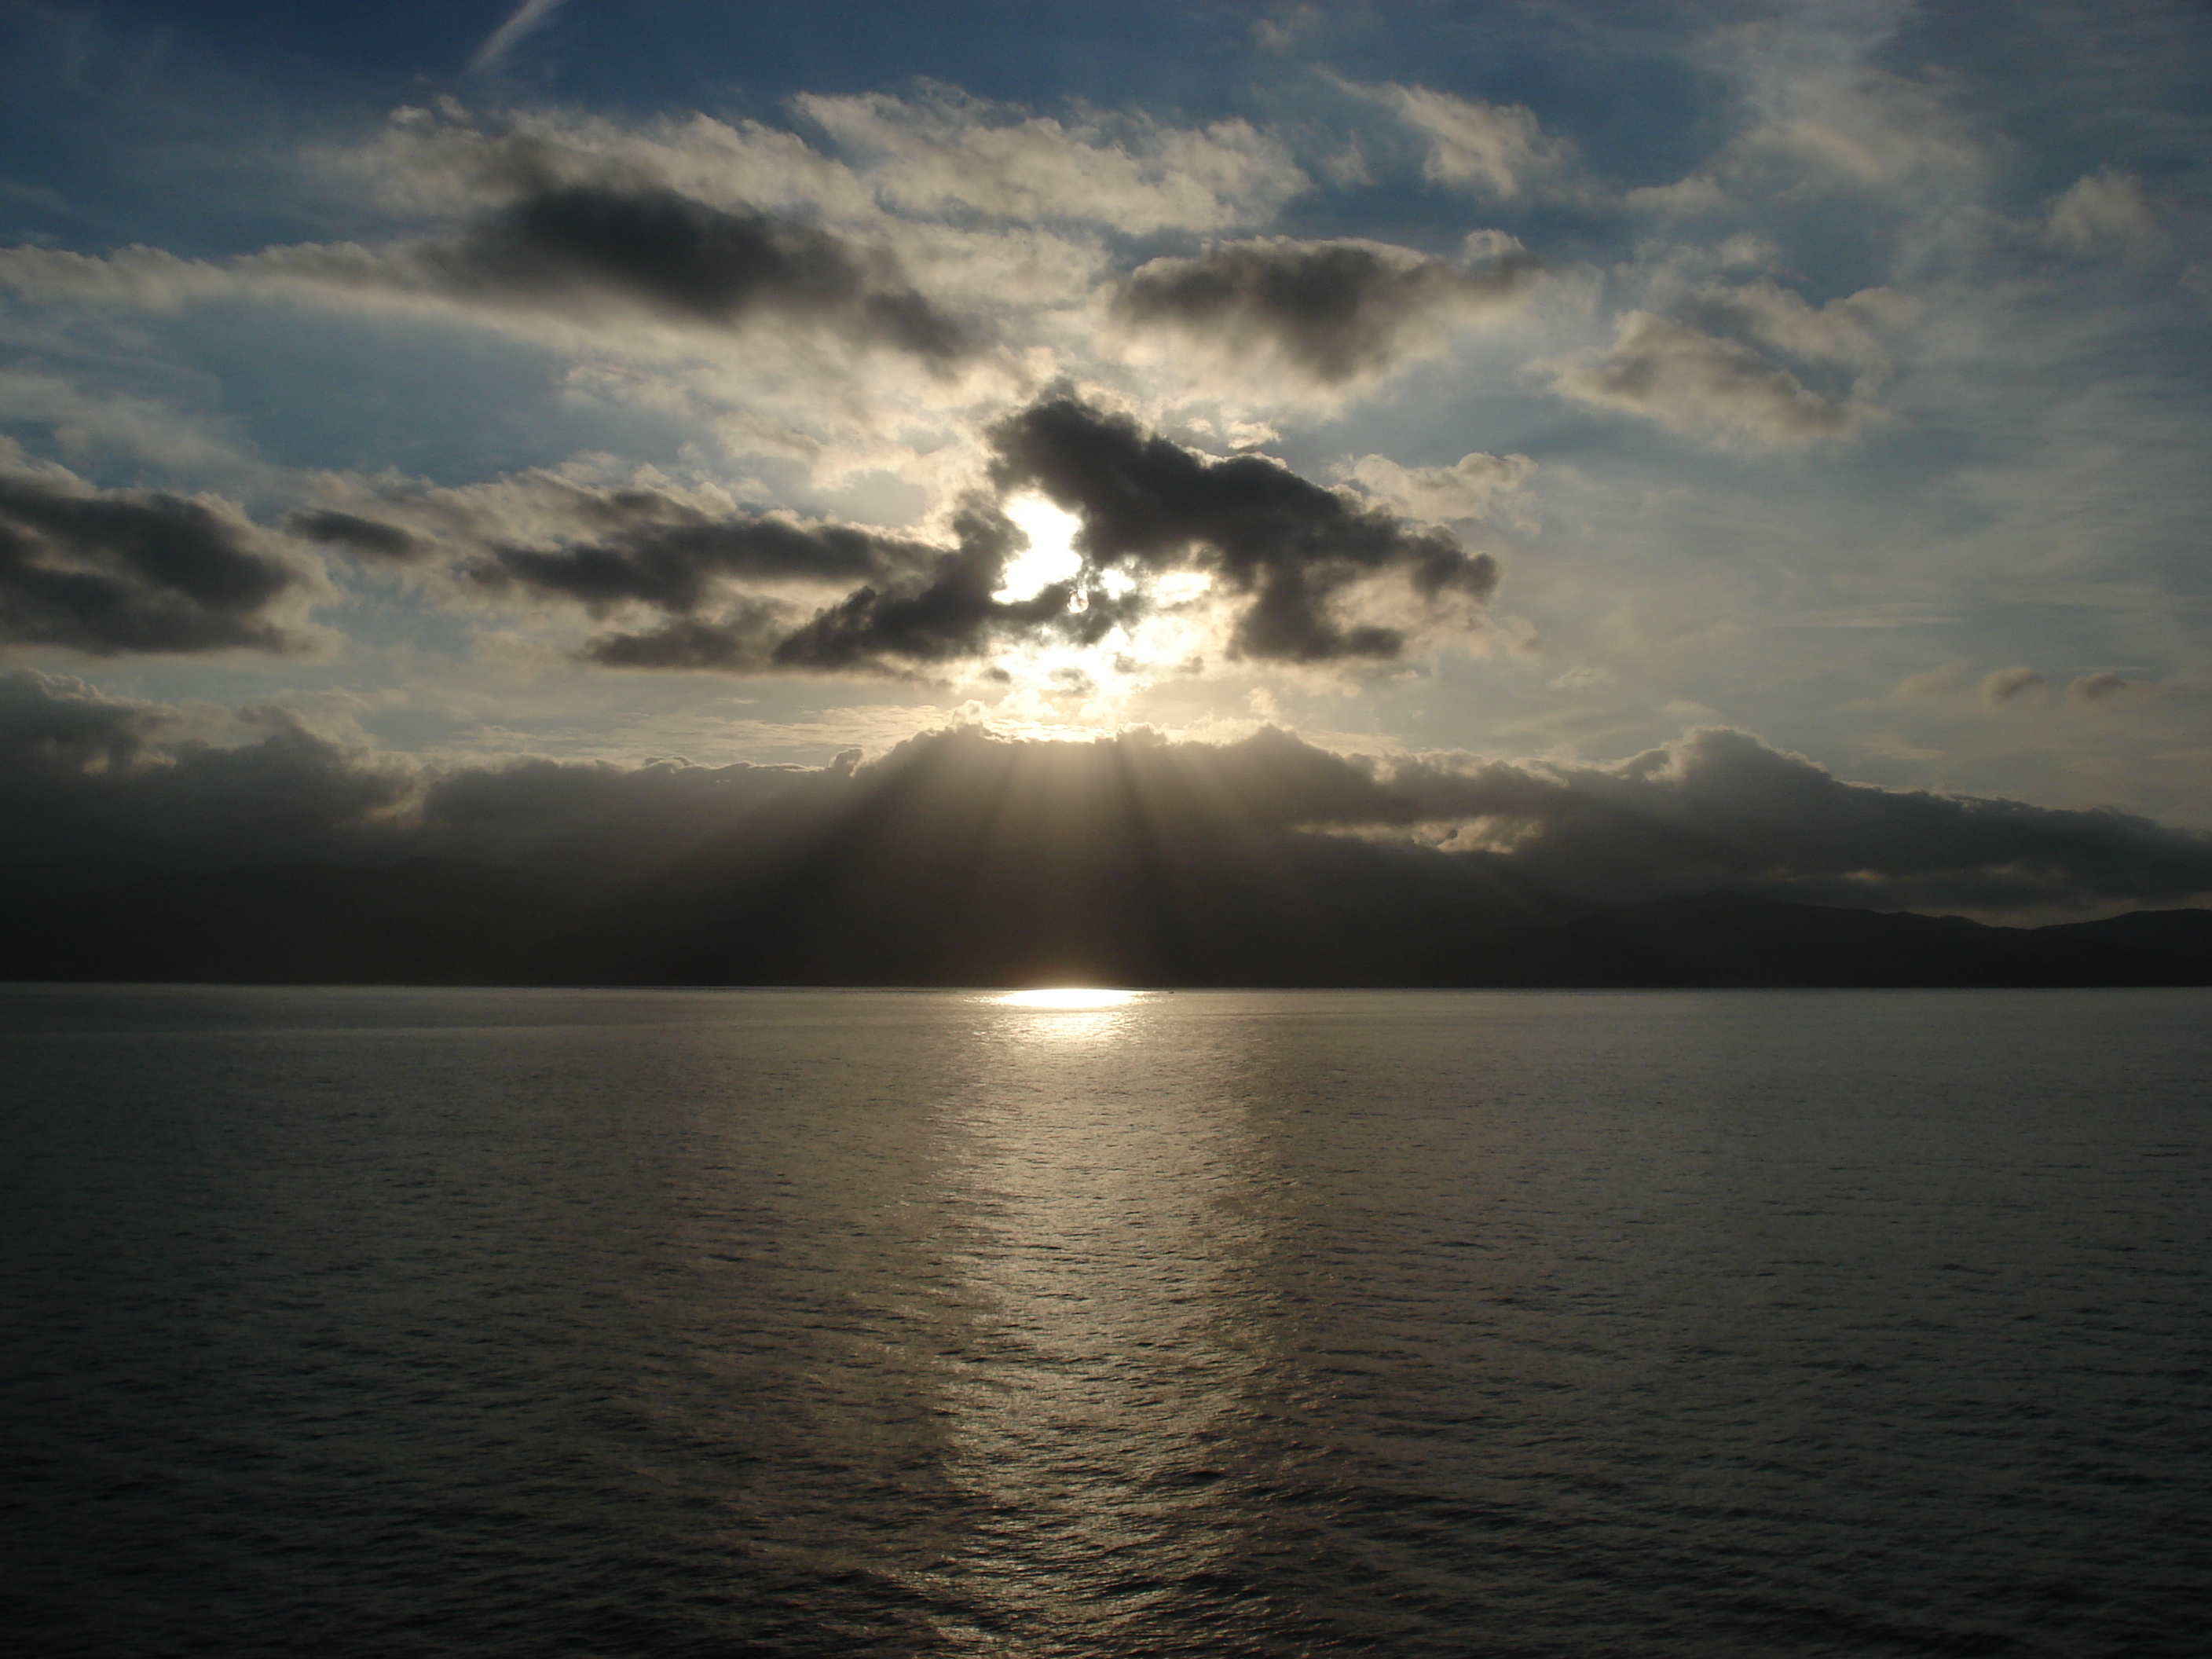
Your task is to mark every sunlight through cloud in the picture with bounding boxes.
[995,494,1086,602]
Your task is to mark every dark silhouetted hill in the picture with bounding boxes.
[1506,891,2212,987]
[0,859,558,986]
[0,855,2207,987]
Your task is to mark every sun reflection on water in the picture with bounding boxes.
[991,988,1141,1011]
[932,987,1269,1646]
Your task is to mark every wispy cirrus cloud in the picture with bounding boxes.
[471,0,571,72]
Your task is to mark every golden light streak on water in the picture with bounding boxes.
[991,988,1141,1010]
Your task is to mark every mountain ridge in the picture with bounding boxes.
[2,859,2206,988]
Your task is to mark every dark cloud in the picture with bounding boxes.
[1393,726,2212,914]
[989,397,1496,661]
[333,406,1497,674]
[448,492,1082,675]
[471,507,933,615]
[2071,672,2129,701]
[0,472,305,654]
[435,720,2210,921]
[7,672,2206,938]
[572,504,1089,675]
[1111,236,1539,384]
[1980,666,2045,707]
[763,504,1071,670]
[0,671,403,884]
[577,605,797,672]
[432,184,973,361]
[289,510,423,560]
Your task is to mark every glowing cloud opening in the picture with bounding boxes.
[996,494,1086,602]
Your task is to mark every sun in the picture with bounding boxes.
[995,494,1086,602]
[980,494,1230,738]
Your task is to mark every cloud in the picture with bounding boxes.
[0,670,407,877]
[339,94,1299,247]
[1353,82,1570,199]
[0,452,310,655]
[0,371,259,478]
[987,397,1498,663]
[577,504,1076,676]
[306,400,1507,676]
[289,510,425,561]
[1424,723,2212,914]
[1896,664,1967,698]
[795,87,1308,233]
[2045,170,2166,257]
[334,103,873,222]
[1679,278,1910,379]
[295,468,1051,676]
[427,183,973,359]
[471,0,569,71]
[1111,234,1540,388]
[0,244,244,312]
[0,97,1326,481]
[1341,451,1533,526]
[5,673,2207,925]
[1536,310,1881,449]
[0,178,976,368]
[2071,672,2130,701]
[1980,665,2045,707]
[473,509,925,613]
[1253,5,1323,53]
[1629,24,1989,218]
[1624,174,1728,215]
[1548,665,1614,690]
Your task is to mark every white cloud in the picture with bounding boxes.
[0,244,240,311]
[1685,277,1913,378]
[1352,81,1571,199]
[1624,174,1727,215]
[470,0,569,71]
[331,104,873,221]
[1252,5,1322,53]
[0,372,262,480]
[1624,18,1988,221]
[794,87,1308,233]
[1548,665,1615,690]
[1342,450,1533,526]
[1535,310,1883,449]
[2045,170,2166,257]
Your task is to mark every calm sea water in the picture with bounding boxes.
[2,985,2207,1657]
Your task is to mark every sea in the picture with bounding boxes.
[2,984,2207,1657]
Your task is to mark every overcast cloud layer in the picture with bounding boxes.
[8,667,2207,923]
[0,0,2207,925]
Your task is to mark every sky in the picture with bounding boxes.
[2,0,2210,923]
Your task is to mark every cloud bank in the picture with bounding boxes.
[6,670,2206,923]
